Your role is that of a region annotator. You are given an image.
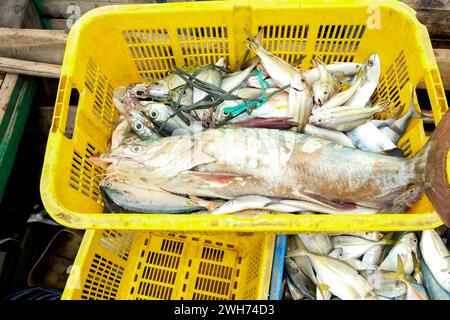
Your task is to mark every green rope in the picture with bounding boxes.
[223,70,288,117]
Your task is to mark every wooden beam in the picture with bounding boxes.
[0,28,67,65]
[0,57,61,79]
[0,0,28,28]
[401,0,450,38]
[49,18,69,30]
[39,0,156,18]
[0,73,19,124]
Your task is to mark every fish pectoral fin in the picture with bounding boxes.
[160,171,249,195]
[316,284,330,297]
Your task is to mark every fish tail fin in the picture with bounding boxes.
[245,29,262,50]
[412,110,450,226]
[412,252,421,274]
[316,284,330,299]
[381,232,400,245]
[395,255,407,280]
[391,104,405,121]
[374,99,392,113]
[381,271,400,281]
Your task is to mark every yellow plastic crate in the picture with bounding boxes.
[41,0,449,232]
[62,231,275,300]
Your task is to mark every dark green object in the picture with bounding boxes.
[0,76,37,203]
[31,0,52,29]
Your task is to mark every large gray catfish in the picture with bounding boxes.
[96,111,450,224]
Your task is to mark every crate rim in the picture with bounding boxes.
[40,0,447,232]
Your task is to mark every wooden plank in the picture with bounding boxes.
[401,0,450,10]
[432,38,450,49]
[40,0,156,18]
[49,18,69,30]
[0,72,5,88]
[0,28,67,65]
[0,73,19,124]
[401,0,450,38]
[0,57,61,79]
[0,0,28,28]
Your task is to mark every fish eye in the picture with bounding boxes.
[412,239,417,244]
[150,111,158,119]
[135,123,143,130]
[323,91,328,95]
[103,182,112,188]
[317,119,322,122]
[368,60,374,67]
[132,146,142,153]
[153,81,160,86]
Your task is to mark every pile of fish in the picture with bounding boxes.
[91,31,449,225]
[283,227,450,300]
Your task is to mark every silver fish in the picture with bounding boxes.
[139,101,195,135]
[126,109,160,140]
[328,232,385,242]
[211,195,272,215]
[310,100,389,131]
[421,254,450,300]
[298,234,332,255]
[287,241,377,300]
[100,178,217,214]
[420,229,450,292]
[362,245,384,266]
[346,53,381,106]
[284,258,316,300]
[318,67,367,110]
[303,124,355,148]
[221,58,259,92]
[193,58,226,104]
[311,56,340,105]
[246,32,299,88]
[379,232,418,275]
[382,256,429,300]
[130,81,169,99]
[365,270,407,299]
[288,73,313,132]
[286,276,306,300]
[345,121,403,156]
[303,62,363,85]
[287,236,331,300]
[329,248,378,271]
[380,89,423,144]
[331,234,396,260]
